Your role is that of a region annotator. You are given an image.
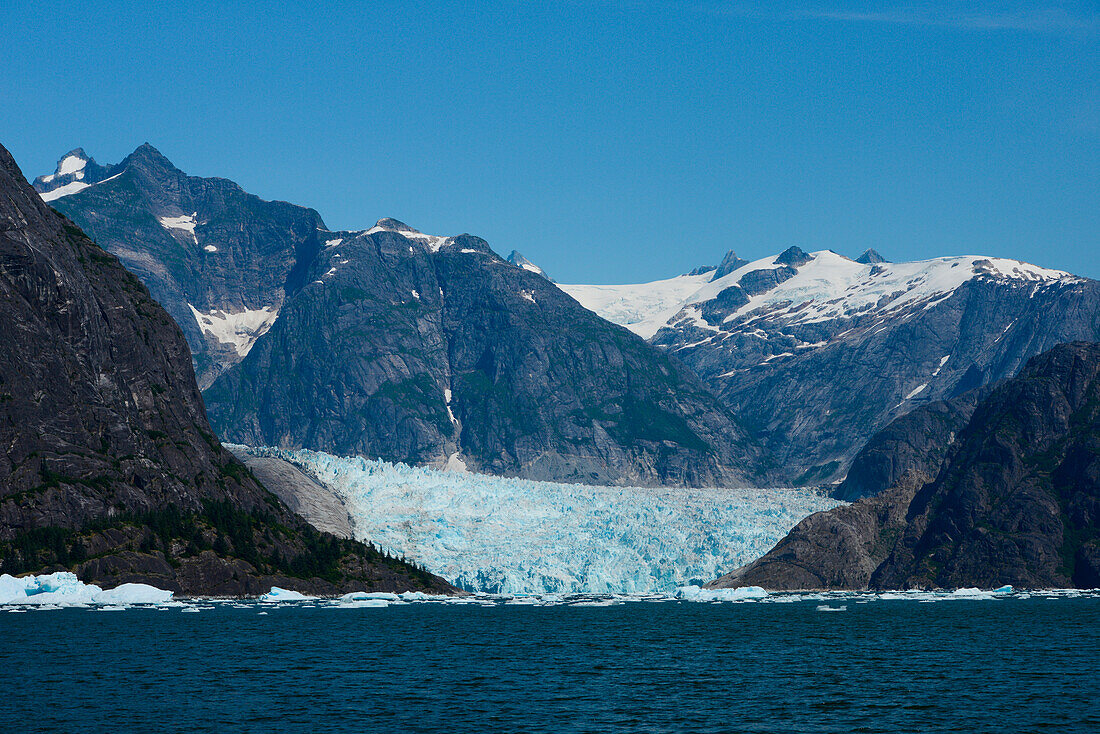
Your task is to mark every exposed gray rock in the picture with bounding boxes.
[833,386,990,501]
[856,248,888,264]
[711,250,748,280]
[710,342,1100,590]
[205,220,768,487]
[228,448,354,539]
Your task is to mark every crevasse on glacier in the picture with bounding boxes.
[241,447,842,595]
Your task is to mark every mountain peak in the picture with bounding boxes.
[856,248,888,264]
[712,250,749,280]
[372,217,418,233]
[774,246,813,267]
[124,142,178,172]
[506,250,552,281]
[33,148,117,202]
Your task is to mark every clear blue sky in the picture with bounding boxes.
[2,1,1097,283]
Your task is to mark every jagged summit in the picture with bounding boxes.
[507,250,552,281]
[711,250,749,280]
[856,248,888,264]
[33,148,115,202]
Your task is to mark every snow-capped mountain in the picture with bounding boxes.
[564,246,1100,483]
[32,148,118,202]
[38,144,326,388]
[41,147,769,486]
[205,218,767,486]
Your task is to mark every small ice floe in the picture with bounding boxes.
[993,585,1014,594]
[98,605,128,612]
[816,605,847,612]
[180,607,201,613]
[260,587,319,603]
[334,591,397,608]
[949,587,997,600]
[675,585,768,602]
[257,611,269,615]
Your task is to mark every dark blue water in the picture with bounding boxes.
[3,598,1097,733]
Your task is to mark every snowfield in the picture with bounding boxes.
[234,446,843,594]
[562,250,1078,338]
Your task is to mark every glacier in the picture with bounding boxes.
[235,446,843,594]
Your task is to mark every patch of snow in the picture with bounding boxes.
[905,383,928,400]
[187,303,280,357]
[520,290,536,303]
[236,446,843,595]
[203,245,218,253]
[39,181,90,202]
[57,154,87,177]
[411,289,420,300]
[325,238,343,248]
[158,213,199,245]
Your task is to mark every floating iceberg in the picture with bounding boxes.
[0,572,173,606]
[260,587,318,603]
[675,585,768,602]
[238,446,843,595]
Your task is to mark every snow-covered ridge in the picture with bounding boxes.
[234,445,842,595]
[560,272,715,339]
[188,304,280,357]
[363,218,450,252]
[565,250,1080,337]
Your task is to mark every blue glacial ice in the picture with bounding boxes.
[240,446,844,594]
[0,572,173,606]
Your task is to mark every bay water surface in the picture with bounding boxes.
[3,591,1098,732]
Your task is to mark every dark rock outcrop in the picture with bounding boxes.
[1,141,453,596]
[710,342,1100,590]
[711,250,748,280]
[205,220,767,487]
[856,248,888,264]
[833,387,990,501]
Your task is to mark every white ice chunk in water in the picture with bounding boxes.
[260,587,318,602]
[0,572,173,606]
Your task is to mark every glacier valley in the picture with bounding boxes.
[234,446,842,594]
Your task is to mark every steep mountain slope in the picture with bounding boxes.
[1,141,452,595]
[709,342,1100,590]
[37,145,325,388]
[205,219,765,487]
[564,248,1100,483]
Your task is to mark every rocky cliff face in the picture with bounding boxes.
[710,342,1100,590]
[567,248,1100,484]
[205,220,765,487]
[38,144,325,388]
[2,141,452,595]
